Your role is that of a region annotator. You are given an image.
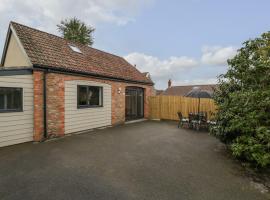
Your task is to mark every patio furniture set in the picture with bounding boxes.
[177,112,216,131]
[177,86,216,131]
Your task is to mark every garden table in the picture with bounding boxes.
[188,112,208,131]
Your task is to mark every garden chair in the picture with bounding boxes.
[197,112,208,130]
[207,112,217,127]
[188,112,198,129]
[177,112,189,128]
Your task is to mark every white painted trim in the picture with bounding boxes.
[10,25,33,67]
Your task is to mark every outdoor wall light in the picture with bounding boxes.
[118,87,121,94]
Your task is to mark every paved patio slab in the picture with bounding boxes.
[0,121,269,200]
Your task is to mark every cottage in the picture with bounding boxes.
[0,22,154,147]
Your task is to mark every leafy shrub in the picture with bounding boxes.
[212,32,270,168]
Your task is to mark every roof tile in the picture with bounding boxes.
[162,84,217,96]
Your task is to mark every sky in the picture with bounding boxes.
[0,0,269,89]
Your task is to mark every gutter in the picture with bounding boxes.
[0,67,33,76]
[33,64,154,86]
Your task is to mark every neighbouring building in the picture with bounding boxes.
[155,90,164,95]
[0,21,154,147]
[161,79,216,96]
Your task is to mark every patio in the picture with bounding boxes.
[0,121,268,200]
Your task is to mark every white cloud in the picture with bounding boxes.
[0,0,153,52]
[125,52,200,89]
[124,47,236,89]
[124,52,198,80]
[0,0,152,27]
[201,46,237,66]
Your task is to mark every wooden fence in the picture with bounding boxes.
[149,96,217,121]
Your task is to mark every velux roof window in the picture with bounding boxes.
[69,44,82,53]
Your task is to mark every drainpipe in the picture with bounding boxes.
[43,70,48,139]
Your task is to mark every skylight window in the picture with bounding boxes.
[69,44,82,53]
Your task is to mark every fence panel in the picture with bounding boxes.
[149,96,217,121]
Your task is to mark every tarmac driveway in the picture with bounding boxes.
[0,121,269,200]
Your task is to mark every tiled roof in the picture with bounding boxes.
[155,90,164,95]
[10,22,152,84]
[141,72,152,81]
[162,84,217,96]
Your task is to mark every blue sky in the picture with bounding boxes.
[0,0,269,89]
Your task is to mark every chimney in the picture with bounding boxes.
[168,79,172,88]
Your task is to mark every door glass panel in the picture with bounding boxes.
[137,90,143,118]
[131,90,137,117]
[125,87,144,121]
[125,92,131,119]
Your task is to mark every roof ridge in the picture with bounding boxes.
[10,21,126,60]
[171,84,217,87]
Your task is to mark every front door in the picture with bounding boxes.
[125,87,144,121]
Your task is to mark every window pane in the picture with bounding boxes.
[88,86,101,106]
[6,89,14,109]
[0,87,22,111]
[7,88,22,110]
[78,85,103,108]
[0,90,5,110]
[78,86,88,106]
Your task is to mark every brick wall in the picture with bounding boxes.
[33,71,154,141]
[33,71,44,141]
[46,73,65,137]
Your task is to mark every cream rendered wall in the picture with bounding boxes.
[64,80,112,134]
[3,33,31,67]
[0,74,34,147]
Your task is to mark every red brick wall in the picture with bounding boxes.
[33,71,44,141]
[111,82,125,125]
[33,71,154,140]
[46,73,65,137]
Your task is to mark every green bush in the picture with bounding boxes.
[212,32,270,168]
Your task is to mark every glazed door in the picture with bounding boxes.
[125,87,144,121]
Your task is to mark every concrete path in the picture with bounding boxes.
[0,121,269,200]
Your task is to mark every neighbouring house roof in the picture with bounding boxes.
[142,72,149,77]
[155,90,164,95]
[162,84,217,96]
[142,72,152,81]
[1,21,153,85]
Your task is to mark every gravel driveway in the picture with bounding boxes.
[0,120,269,200]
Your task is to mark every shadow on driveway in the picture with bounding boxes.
[0,120,269,200]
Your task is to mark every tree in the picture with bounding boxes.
[212,32,270,168]
[57,17,95,46]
